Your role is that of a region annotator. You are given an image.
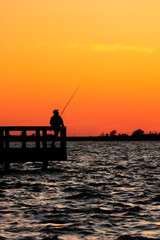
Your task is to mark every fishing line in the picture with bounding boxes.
[60,87,79,115]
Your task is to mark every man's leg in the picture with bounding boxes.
[51,129,59,148]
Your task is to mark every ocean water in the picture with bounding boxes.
[0,141,160,240]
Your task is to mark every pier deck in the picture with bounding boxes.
[0,126,67,171]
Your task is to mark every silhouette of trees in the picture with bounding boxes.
[132,129,144,137]
[110,130,117,136]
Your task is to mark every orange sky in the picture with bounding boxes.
[1,0,160,136]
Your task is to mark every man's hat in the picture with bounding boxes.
[53,109,59,114]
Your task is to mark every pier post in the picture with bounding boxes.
[5,130,9,149]
[36,130,40,149]
[43,129,47,148]
[4,160,10,172]
[22,129,26,149]
[0,130,3,149]
[42,129,48,170]
[42,159,48,171]
[60,127,67,159]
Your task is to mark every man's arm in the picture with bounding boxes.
[60,117,64,126]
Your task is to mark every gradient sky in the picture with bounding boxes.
[1,0,160,136]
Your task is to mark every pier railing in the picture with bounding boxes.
[0,126,66,149]
[0,126,67,171]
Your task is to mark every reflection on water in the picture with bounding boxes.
[0,141,160,240]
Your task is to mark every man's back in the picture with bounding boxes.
[50,115,63,129]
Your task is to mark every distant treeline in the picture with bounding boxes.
[66,134,160,141]
[67,129,160,141]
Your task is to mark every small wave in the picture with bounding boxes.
[117,235,159,240]
[14,181,23,188]
[0,189,5,198]
[66,192,95,200]
[0,181,9,189]
[115,165,127,170]
[125,206,143,213]
[40,219,69,224]
[151,194,160,202]
[0,237,7,240]
[43,236,59,240]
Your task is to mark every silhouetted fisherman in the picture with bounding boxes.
[50,110,64,147]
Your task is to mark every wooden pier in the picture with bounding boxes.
[0,126,67,171]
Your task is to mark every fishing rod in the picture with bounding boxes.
[60,87,79,115]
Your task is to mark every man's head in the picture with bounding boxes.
[53,110,59,115]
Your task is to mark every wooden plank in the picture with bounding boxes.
[0,126,53,131]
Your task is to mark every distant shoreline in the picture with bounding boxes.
[66,135,160,141]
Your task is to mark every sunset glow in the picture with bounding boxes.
[1,0,160,136]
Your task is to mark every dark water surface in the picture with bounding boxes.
[0,141,160,240]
